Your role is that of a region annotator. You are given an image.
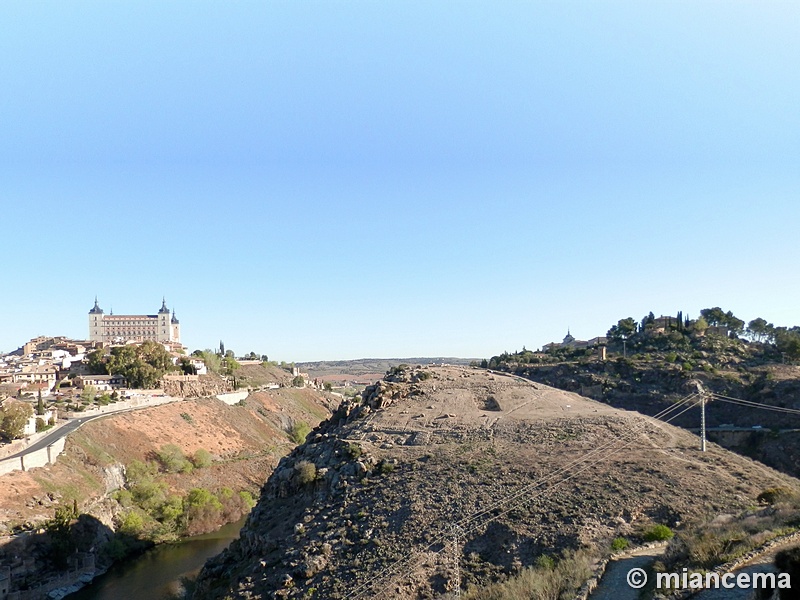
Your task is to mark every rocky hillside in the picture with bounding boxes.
[495,356,800,478]
[191,365,800,599]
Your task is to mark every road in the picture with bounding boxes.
[590,547,666,600]
[0,399,177,465]
[0,416,101,462]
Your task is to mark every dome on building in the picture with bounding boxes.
[158,298,170,314]
[171,310,180,324]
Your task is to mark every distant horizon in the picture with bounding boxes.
[3,302,796,363]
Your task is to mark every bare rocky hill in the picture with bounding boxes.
[191,365,800,599]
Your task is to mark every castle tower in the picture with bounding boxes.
[88,298,104,341]
[171,310,181,343]
[157,298,171,342]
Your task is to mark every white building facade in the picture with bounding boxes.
[88,299,181,344]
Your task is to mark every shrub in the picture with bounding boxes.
[289,421,311,445]
[117,510,145,536]
[292,375,305,387]
[180,412,194,424]
[347,443,362,459]
[113,489,134,508]
[156,444,191,473]
[644,524,675,542]
[758,487,797,505]
[192,448,213,468]
[611,537,630,552]
[682,362,694,371]
[295,460,317,485]
[239,491,256,509]
[464,549,593,600]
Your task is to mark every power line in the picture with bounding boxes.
[343,393,703,599]
[709,392,800,417]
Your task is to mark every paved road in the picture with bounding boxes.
[1,407,143,463]
[2,417,97,462]
[591,547,666,600]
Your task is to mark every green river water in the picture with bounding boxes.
[65,518,245,600]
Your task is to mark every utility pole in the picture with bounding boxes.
[451,524,463,598]
[700,393,707,452]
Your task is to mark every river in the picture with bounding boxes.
[65,518,245,600]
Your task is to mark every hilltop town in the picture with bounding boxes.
[0,299,329,447]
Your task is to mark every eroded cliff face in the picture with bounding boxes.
[192,366,800,600]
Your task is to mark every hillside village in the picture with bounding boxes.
[0,300,321,446]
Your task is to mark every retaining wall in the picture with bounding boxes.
[216,391,249,405]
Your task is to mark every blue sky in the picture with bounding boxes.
[1,1,799,360]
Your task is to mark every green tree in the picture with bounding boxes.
[178,356,197,375]
[724,310,745,335]
[607,317,637,341]
[222,355,240,376]
[107,341,175,389]
[200,350,222,374]
[775,328,800,362]
[86,350,109,375]
[700,307,727,326]
[0,400,34,440]
[292,375,305,387]
[37,390,45,416]
[747,318,774,343]
[688,316,709,334]
[289,421,311,444]
[80,385,98,404]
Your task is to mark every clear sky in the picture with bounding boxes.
[2,1,799,361]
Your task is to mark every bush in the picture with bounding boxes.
[611,537,630,552]
[192,448,213,468]
[644,524,675,542]
[292,375,305,387]
[289,421,311,445]
[239,491,256,509]
[294,460,317,485]
[117,510,145,536]
[156,444,191,473]
[113,489,134,508]
[757,487,797,505]
[464,549,593,600]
